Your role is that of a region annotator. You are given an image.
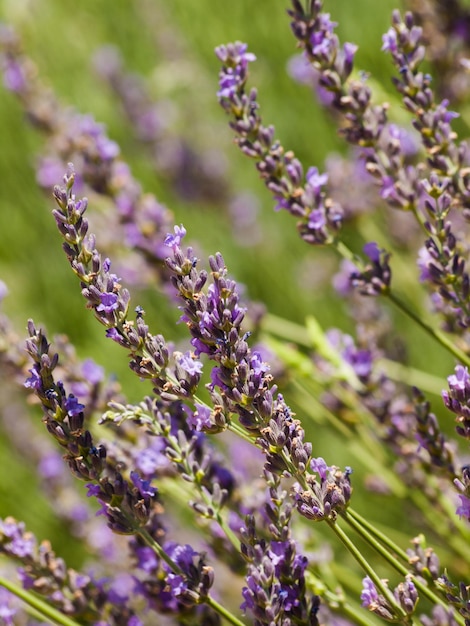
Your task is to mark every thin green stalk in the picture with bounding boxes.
[334,240,470,367]
[205,595,247,626]
[343,509,467,626]
[387,291,470,367]
[326,519,408,622]
[0,576,82,626]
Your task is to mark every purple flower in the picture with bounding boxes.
[9,535,35,558]
[308,209,326,229]
[447,365,470,394]
[96,292,119,314]
[86,483,101,498]
[135,546,159,574]
[176,351,203,376]
[24,367,41,390]
[0,589,17,626]
[456,494,470,520]
[135,441,169,475]
[38,452,64,480]
[164,224,186,249]
[65,394,85,416]
[310,457,331,481]
[360,576,379,608]
[381,28,398,53]
[105,327,123,343]
[130,471,157,498]
[306,166,328,192]
[363,241,381,263]
[188,403,212,431]
[343,42,358,65]
[2,59,26,93]
[82,358,105,384]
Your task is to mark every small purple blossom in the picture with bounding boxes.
[0,589,17,626]
[363,242,381,263]
[381,28,398,53]
[176,351,203,376]
[130,471,157,498]
[24,367,41,390]
[65,394,85,416]
[360,576,379,608]
[135,546,159,574]
[310,457,331,480]
[306,166,328,192]
[164,224,187,249]
[456,494,470,520]
[82,358,105,384]
[96,292,119,314]
[188,403,212,431]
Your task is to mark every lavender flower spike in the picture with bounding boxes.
[216,41,343,246]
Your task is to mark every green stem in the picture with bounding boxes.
[334,240,470,367]
[205,595,247,626]
[343,509,467,626]
[327,519,408,621]
[387,291,470,367]
[0,576,82,626]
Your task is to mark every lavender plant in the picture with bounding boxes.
[2,1,470,625]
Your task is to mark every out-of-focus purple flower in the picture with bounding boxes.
[106,573,134,605]
[135,440,169,476]
[36,156,67,188]
[163,542,197,573]
[332,259,356,296]
[130,471,157,498]
[81,358,105,385]
[417,246,433,282]
[386,124,419,157]
[456,494,470,520]
[0,280,8,303]
[381,28,398,53]
[38,451,64,480]
[287,53,317,85]
[0,588,17,626]
[9,534,35,558]
[2,58,25,93]
[135,546,159,574]
[363,242,380,263]
[360,576,379,608]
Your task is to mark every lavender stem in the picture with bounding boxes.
[343,509,466,625]
[327,519,410,622]
[0,577,81,626]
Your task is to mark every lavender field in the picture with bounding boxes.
[1,0,470,624]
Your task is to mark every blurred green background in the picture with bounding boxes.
[1,0,463,600]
